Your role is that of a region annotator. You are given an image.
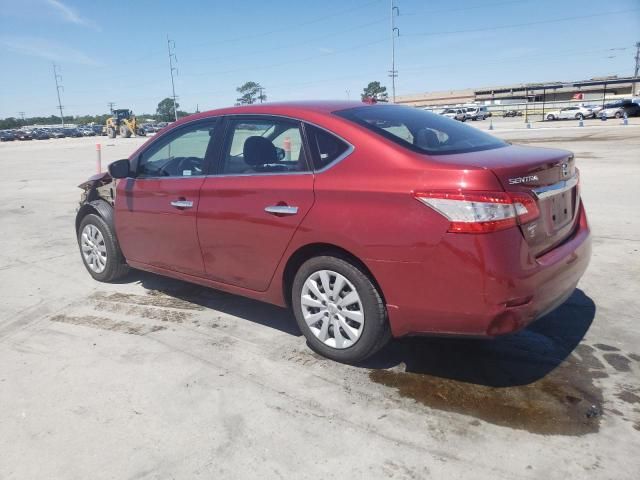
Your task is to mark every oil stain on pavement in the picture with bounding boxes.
[368,291,638,435]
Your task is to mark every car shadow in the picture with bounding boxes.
[119,270,595,388]
[121,270,303,337]
[363,289,596,387]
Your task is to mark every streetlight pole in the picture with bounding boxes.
[52,63,65,127]
[167,35,179,121]
[634,41,640,96]
[389,0,399,103]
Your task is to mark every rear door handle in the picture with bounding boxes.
[264,205,299,216]
[170,200,194,209]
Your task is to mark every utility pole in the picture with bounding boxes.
[258,87,265,103]
[167,35,179,121]
[18,112,25,124]
[634,41,640,96]
[389,0,400,103]
[107,102,115,114]
[52,63,65,127]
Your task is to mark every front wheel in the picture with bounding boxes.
[292,256,390,363]
[107,127,116,139]
[120,125,131,138]
[78,214,129,282]
[546,114,555,121]
[576,113,584,120]
[615,111,623,119]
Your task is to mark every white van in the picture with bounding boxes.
[464,105,490,121]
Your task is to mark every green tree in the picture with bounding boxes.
[236,81,266,105]
[156,97,178,121]
[361,81,388,102]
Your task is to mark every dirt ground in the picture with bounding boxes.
[0,118,639,479]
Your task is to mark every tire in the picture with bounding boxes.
[615,111,622,119]
[291,255,391,363]
[546,114,555,121]
[77,214,129,282]
[576,113,584,120]
[120,125,131,138]
[107,127,116,139]
[137,128,147,136]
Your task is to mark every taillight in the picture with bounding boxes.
[415,190,540,233]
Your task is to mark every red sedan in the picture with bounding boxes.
[76,102,591,363]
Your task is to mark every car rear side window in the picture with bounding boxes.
[335,104,506,155]
[220,118,310,175]
[306,125,350,170]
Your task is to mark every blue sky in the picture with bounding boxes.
[0,0,638,118]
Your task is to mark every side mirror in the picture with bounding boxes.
[108,159,132,179]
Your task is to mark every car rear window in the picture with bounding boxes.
[335,104,506,155]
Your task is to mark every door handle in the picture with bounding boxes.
[264,205,299,216]
[170,200,194,209]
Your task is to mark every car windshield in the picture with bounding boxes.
[335,104,507,155]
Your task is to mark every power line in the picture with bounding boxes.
[187,0,383,50]
[402,0,529,16]
[191,17,386,66]
[167,35,179,121]
[184,37,387,78]
[404,8,640,37]
[52,63,65,127]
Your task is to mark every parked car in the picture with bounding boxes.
[440,108,466,121]
[49,129,66,138]
[465,106,489,120]
[503,110,522,117]
[142,123,158,134]
[79,127,96,136]
[597,100,640,119]
[0,130,16,141]
[64,128,84,138]
[545,106,594,121]
[15,130,32,140]
[90,125,106,136]
[32,129,50,140]
[75,102,591,363]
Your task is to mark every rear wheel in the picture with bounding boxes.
[546,114,555,121]
[78,214,129,282]
[615,111,623,119]
[292,255,390,363]
[576,113,584,120]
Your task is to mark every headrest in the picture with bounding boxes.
[243,136,277,166]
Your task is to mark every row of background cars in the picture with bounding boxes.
[545,100,640,121]
[438,106,491,122]
[0,122,168,142]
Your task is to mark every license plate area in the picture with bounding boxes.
[547,187,575,229]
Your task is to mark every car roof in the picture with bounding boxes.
[168,101,380,128]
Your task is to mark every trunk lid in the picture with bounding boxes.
[431,144,580,256]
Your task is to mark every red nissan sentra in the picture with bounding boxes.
[76,102,591,362]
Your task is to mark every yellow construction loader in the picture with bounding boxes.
[105,109,146,139]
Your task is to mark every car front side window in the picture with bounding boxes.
[137,123,216,178]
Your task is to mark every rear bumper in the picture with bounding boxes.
[369,202,591,338]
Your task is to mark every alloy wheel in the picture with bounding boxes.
[300,270,365,349]
[81,224,107,273]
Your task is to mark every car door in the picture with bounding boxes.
[115,119,219,276]
[197,116,315,291]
